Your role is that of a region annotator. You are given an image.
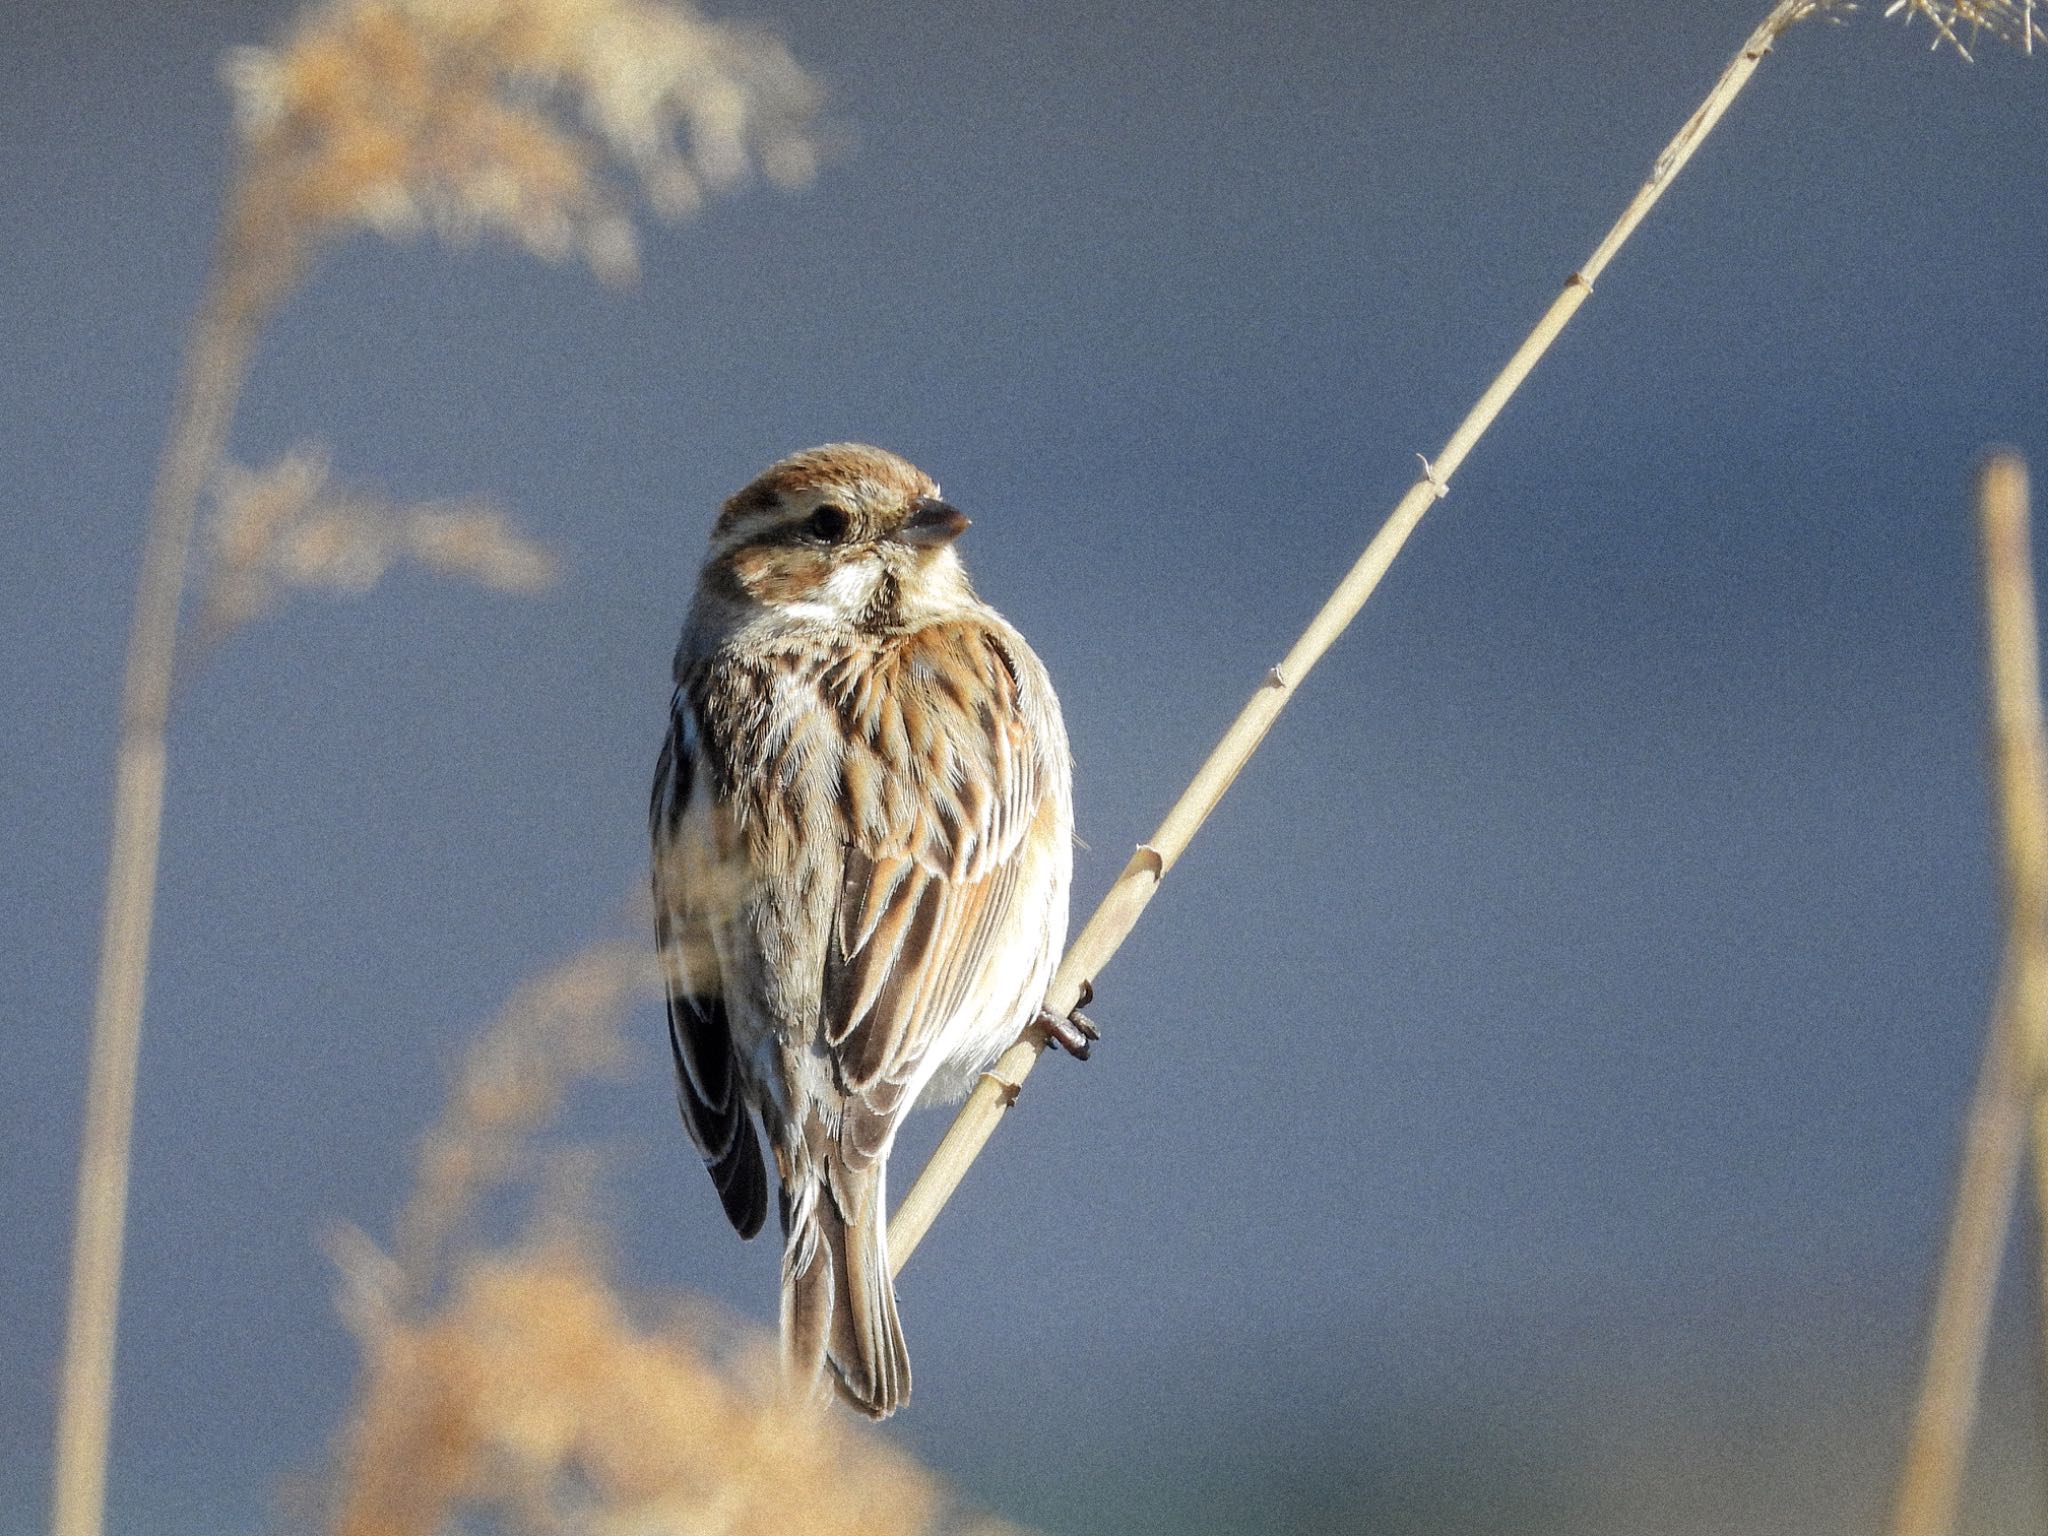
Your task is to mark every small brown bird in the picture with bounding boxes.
[650,444,1075,1417]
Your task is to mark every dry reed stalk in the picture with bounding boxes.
[55,8,819,1535]
[893,0,1848,1273]
[1889,980,2026,1536]
[54,271,271,1536]
[890,0,2046,1272]
[1977,455,2048,1356]
[1887,455,2048,1536]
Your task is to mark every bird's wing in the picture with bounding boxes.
[651,689,768,1238]
[815,619,1064,1165]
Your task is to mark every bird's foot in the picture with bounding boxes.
[1035,980,1100,1060]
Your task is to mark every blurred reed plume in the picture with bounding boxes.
[325,1248,948,1536]
[374,937,651,1310]
[218,0,822,295]
[191,442,558,664]
[59,5,821,1536]
[314,932,1011,1536]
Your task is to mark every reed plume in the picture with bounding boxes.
[218,0,821,291]
[315,931,1008,1536]
[1889,0,2042,56]
[189,443,557,668]
[56,7,820,1536]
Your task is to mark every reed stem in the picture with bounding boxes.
[890,0,1822,1273]
[1884,455,2048,1536]
[1975,453,2048,1374]
[51,273,262,1536]
[1887,982,2025,1536]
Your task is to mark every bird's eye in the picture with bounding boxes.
[806,504,851,543]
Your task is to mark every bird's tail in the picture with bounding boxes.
[780,1141,910,1419]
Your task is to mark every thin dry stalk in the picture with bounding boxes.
[55,7,820,1533]
[52,271,269,1536]
[892,0,2044,1277]
[1886,456,2048,1536]
[1976,455,2048,1373]
[1888,984,2026,1536]
[890,0,1843,1273]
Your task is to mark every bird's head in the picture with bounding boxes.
[702,443,977,631]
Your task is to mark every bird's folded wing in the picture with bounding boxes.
[651,691,767,1236]
[817,621,1052,1161]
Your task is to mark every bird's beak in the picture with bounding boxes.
[898,497,971,548]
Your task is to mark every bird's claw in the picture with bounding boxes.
[1036,980,1101,1060]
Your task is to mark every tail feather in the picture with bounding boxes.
[781,1154,910,1418]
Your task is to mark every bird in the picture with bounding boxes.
[650,443,1080,1418]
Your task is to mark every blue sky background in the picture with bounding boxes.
[5,1,2048,1531]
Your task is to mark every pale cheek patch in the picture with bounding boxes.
[823,560,882,613]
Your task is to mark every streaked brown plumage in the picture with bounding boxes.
[651,444,1072,1417]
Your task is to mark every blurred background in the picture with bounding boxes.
[6,0,2048,1530]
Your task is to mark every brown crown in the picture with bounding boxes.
[716,443,939,534]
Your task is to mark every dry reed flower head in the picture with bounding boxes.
[1762,0,2043,53]
[385,936,652,1302]
[314,930,1008,1535]
[198,442,557,645]
[218,0,822,298]
[1887,0,2042,54]
[327,1242,947,1536]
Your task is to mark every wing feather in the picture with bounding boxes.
[651,690,768,1239]
[816,623,1058,1108]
